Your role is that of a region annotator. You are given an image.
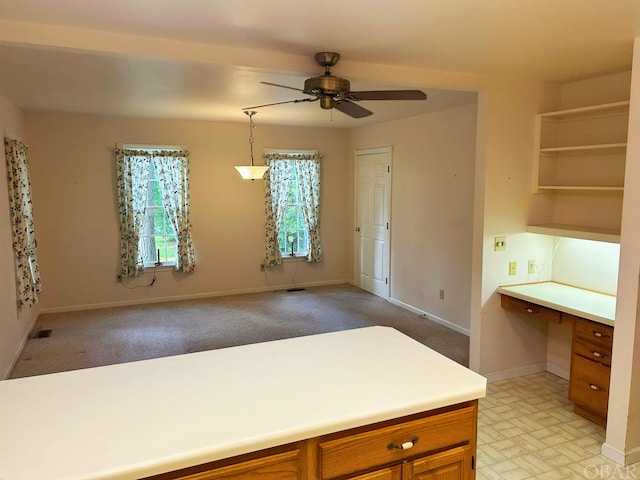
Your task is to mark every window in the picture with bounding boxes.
[264,151,322,267]
[140,160,178,266]
[115,145,195,277]
[278,166,309,257]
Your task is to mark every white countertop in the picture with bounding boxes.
[0,326,486,480]
[497,282,616,326]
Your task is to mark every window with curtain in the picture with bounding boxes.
[115,145,195,277]
[4,137,42,308]
[263,151,322,267]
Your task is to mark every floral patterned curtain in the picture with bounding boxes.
[263,152,322,266]
[294,158,322,262]
[263,157,294,266]
[153,152,195,273]
[115,149,151,277]
[4,137,42,308]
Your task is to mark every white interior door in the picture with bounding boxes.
[355,147,391,299]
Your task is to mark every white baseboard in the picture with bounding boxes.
[387,297,470,336]
[601,443,640,466]
[37,279,351,315]
[601,443,626,466]
[4,310,41,380]
[546,362,570,380]
[483,363,547,383]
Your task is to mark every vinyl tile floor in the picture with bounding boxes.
[476,372,639,479]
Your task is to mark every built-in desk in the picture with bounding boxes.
[497,282,615,427]
[496,281,615,327]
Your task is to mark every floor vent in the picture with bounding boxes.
[287,288,306,292]
[32,329,52,338]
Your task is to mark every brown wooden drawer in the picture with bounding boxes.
[573,317,614,349]
[569,354,610,421]
[500,295,561,324]
[148,450,300,480]
[573,336,613,366]
[318,404,476,480]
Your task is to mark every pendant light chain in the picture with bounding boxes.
[247,110,256,167]
[234,110,268,180]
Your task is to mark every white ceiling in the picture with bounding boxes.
[0,0,639,128]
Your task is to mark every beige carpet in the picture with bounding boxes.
[9,283,469,379]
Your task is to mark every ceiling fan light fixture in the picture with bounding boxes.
[235,110,269,181]
[320,97,335,110]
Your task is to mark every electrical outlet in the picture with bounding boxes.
[439,289,445,300]
[494,236,506,251]
[509,261,517,276]
[528,260,536,274]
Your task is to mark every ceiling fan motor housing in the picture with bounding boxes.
[304,75,351,107]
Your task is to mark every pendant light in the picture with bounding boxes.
[234,110,269,181]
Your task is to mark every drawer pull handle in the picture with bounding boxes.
[592,330,610,339]
[525,308,538,314]
[387,437,419,451]
[589,384,603,391]
[592,351,606,358]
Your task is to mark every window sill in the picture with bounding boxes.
[281,255,308,261]
[143,263,176,272]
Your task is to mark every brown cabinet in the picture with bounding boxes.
[402,445,472,480]
[569,317,614,427]
[319,404,476,480]
[145,402,478,480]
[500,293,613,426]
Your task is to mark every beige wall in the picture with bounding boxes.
[348,103,477,333]
[0,95,39,378]
[24,112,351,311]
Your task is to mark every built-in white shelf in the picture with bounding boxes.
[529,101,629,244]
[540,143,627,153]
[526,223,621,243]
[538,186,624,191]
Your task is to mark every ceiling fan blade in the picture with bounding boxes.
[334,100,373,118]
[348,90,427,101]
[243,98,318,110]
[260,81,306,93]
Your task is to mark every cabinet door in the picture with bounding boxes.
[402,445,472,480]
[168,450,299,480]
[349,466,402,480]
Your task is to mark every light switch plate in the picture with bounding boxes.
[495,236,506,251]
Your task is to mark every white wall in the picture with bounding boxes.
[474,82,560,380]
[348,103,477,333]
[603,38,640,466]
[0,95,39,379]
[24,112,351,311]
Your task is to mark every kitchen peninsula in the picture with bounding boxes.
[0,326,486,480]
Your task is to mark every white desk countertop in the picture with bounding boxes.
[497,281,616,327]
[0,326,486,480]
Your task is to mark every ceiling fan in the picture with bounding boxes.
[243,52,427,118]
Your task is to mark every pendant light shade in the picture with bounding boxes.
[235,110,269,180]
[234,165,270,180]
